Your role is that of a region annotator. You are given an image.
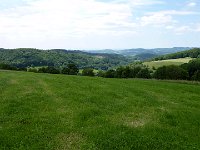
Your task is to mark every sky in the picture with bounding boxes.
[0,0,200,49]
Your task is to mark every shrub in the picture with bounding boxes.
[97,70,105,77]
[104,70,116,78]
[38,67,60,74]
[187,59,200,78]
[192,70,200,81]
[46,67,60,74]
[27,68,38,73]
[0,63,16,70]
[154,65,189,80]
[62,64,79,75]
[82,68,95,76]
[136,68,151,79]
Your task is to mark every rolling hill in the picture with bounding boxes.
[153,48,200,61]
[86,47,192,57]
[0,48,134,70]
[0,70,200,149]
[142,48,200,69]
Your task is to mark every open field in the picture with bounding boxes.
[144,57,193,69]
[0,71,200,149]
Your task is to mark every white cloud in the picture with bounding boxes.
[175,26,192,34]
[194,24,200,32]
[0,0,199,49]
[0,0,139,42]
[0,0,167,37]
[187,2,197,7]
[147,10,199,16]
[127,0,165,6]
[165,25,175,29]
[141,14,175,26]
[140,10,199,26]
[165,23,200,34]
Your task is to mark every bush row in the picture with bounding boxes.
[1,59,200,81]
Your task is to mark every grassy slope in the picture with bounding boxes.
[144,57,192,69]
[0,71,200,150]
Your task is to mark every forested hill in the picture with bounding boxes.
[153,48,200,61]
[86,47,192,61]
[0,48,134,70]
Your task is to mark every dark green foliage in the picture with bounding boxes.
[192,70,200,81]
[136,68,151,79]
[154,65,189,80]
[104,70,116,78]
[104,63,151,79]
[153,66,167,80]
[121,66,133,78]
[62,64,79,75]
[154,48,200,61]
[180,63,188,71]
[38,67,60,74]
[27,68,37,73]
[38,67,47,73]
[97,70,105,77]
[82,68,95,76]
[134,53,158,61]
[0,48,134,70]
[115,66,135,78]
[45,67,60,74]
[187,59,200,78]
[152,66,156,70]
[0,63,17,70]
[115,67,125,78]
[131,66,143,78]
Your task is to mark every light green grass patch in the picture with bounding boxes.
[144,57,193,69]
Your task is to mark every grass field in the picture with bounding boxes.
[144,57,193,69]
[0,71,200,149]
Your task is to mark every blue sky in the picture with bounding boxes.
[0,0,200,49]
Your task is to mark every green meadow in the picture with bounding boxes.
[0,71,200,149]
[144,57,193,69]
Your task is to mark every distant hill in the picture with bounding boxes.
[153,48,200,61]
[0,48,134,70]
[134,53,158,61]
[86,47,193,58]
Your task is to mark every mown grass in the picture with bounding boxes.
[0,71,200,150]
[144,57,193,69]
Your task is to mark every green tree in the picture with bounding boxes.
[115,67,124,78]
[154,65,188,80]
[62,64,79,75]
[97,70,105,77]
[82,68,95,76]
[104,70,116,78]
[27,68,37,73]
[46,66,60,74]
[136,68,151,79]
[192,70,200,81]
[187,59,200,78]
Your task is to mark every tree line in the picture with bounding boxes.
[1,59,200,81]
[153,48,200,61]
[152,59,200,81]
[0,48,134,70]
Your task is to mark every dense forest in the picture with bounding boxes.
[153,48,200,61]
[0,48,134,70]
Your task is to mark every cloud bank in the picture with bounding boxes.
[0,0,200,49]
